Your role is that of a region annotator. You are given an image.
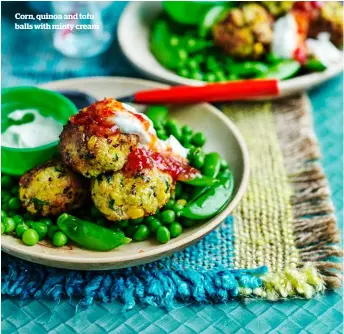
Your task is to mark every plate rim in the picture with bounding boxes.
[1,76,250,269]
[118,2,343,96]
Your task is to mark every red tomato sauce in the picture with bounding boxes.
[70,98,125,137]
[124,147,199,181]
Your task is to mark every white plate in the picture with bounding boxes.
[1,77,249,270]
[118,2,343,98]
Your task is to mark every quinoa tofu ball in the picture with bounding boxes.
[91,168,173,221]
[58,98,139,178]
[308,1,343,49]
[212,4,273,59]
[19,160,88,216]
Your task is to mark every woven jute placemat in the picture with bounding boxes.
[223,94,342,299]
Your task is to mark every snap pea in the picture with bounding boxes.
[146,105,169,128]
[181,174,234,220]
[259,60,301,80]
[150,21,180,70]
[304,59,327,72]
[202,152,221,178]
[57,214,131,251]
[199,5,229,38]
[228,61,269,77]
[182,175,218,187]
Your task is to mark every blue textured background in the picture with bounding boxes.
[1,2,343,333]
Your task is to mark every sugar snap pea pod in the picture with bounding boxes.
[146,105,168,127]
[199,5,229,38]
[182,175,219,187]
[181,174,234,220]
[57,214,131,251]
[202,152,221,178]
[259,60,301,80]
[304,58,327,72]
[150,21,180,70]
[228,61,269,77]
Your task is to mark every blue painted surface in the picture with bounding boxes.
[1,2,343,333]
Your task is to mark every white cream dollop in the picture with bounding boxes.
[108,103,189,159]
[306,33,342,67]
[272,13,298,59]
[2,109,63,149]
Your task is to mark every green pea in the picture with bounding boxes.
[181,218,195,227]
[26,220,35,228]
[1,175,13,189]
[169,36,180,47]
[40,218,53,227]
[125,225,139,238]
[215,70,227,82]
[1,210,7,222]
[147,218,162,233]
[13,215,24,226]
[220,159,229,170]
[8,197,21,211]
[22,229,39,246]
[169,124,183,141]
[165,199,175,210]
[1,222,5,234]
[182,133,193,147]
[53,231,68,247]
[11,185,19,196]
[182,125,193,136]
[1,193,10,205]
[48,225,58,239]
[204,73,216,82]
[175,183,182,198]
[192,151,205,169]
[4,217,16,233]
[227,74,238,81]
[173,203,184,213]
[130,217,144,225]
[91,206,103,218]
[187,59,199,71]
[177,68,190,78]
[190,71,204,81]
[144,216,156,224]
[133,225,150,241]
[160,210,175,224]
[191,132,206,147]
[32,222,48,240]
[169,222,183,238]
[177,49,188,62]
[119,220,129,228]
[156,226,170,244]
[157,129,168,140]
[15,224,28,238]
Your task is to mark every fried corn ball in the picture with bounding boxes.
[308,1,343,48]
[212,4,273,59]
[19,160,88,216]
[91,168,173,221]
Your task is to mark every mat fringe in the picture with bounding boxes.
[1,253,268,310]
[274,95,343,290]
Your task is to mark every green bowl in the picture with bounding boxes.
[1,86,78,176]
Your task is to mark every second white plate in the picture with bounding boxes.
[118,2,343,98]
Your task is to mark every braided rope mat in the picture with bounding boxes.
[1,95,342,309]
